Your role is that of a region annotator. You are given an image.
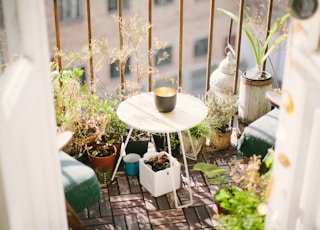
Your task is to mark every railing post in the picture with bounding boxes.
[53,0,62,73]
[263,0,274,72]
[233,0,244,95]
[118,0,124,92]
[148,0,152,92]
[178,0,183,92]
[86,0,94,93]
[205,0,215,92]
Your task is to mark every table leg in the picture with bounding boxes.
[111,127,133,181]
[185,129,197,161]
[171,131,193,208]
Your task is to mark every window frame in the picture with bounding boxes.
[58,0,83,23]
[194,37,208,57]
[107,0,129,13]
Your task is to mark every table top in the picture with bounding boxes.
[117,92,208,133]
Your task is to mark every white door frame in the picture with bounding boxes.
[0,0,67,229]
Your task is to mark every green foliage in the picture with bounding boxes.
[212,153,274,230]
[193,162,228,185]
[183,120,210,140]
[194,152,274,230]
[89,143,116,157]
[217,8,290,71]
[214,187,265,230]
[53,67,123,156]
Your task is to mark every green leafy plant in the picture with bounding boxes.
[214,186,265,230]
[53,67,112,157]
[89,143,116,157]
[193,162,228,185]
[217,8,290,72]
[183,120,210,140]
[212,152,274,230]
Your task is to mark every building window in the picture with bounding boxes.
[58,0,83,23]
[154,0,173,5]
[108,0,129,12]
[194,37,208,57]
[0,0,4,30]
[154,46,172,67]
[110,58,130,79]
[191,68,206,90]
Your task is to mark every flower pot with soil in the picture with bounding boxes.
[87,143,117,170]
[124,129,150,157]
[152,133,180,158]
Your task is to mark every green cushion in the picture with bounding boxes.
[60,151,101,213]
[238,108,279,158]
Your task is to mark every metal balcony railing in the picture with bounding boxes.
[52,0,275,95]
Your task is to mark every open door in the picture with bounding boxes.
[265,3,320,229]
[0,0,67,229]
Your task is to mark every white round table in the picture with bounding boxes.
[116,92,208,133]
[112,92,208,208]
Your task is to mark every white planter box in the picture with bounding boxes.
[139,151,181,197]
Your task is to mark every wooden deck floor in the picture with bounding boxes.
[78,133,245,229]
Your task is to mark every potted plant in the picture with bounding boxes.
[124,129,150,157]
[139,151,181,197]
[152,133,180,158]
[213,151,274,229]
[217,8,290,123]
[217,8,290,78]
[53,67,111,158]
[194,150,273,229]
[182,120,210,159]
[86,142,117,170]
[205,90,238,150]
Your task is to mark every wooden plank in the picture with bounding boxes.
[128,176,142,193]
[137,213,152,230]
[143,192,158,211]
[149,209,187,226]
[156,194,170,210]
[99,198,112,217]
[195,205,214,229]
[107,179,120,196]
[190,168,207,187]
[184,207,203,229]
[117,172,130,195]
[125,214,140,230]
[114,215,127,230]
[112,206,147,216]
[87,202,100,218]
[82,216,114,226]
[111,199,145,210]
[110,194,143,202]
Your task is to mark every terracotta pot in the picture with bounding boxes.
[87,144,117,170]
